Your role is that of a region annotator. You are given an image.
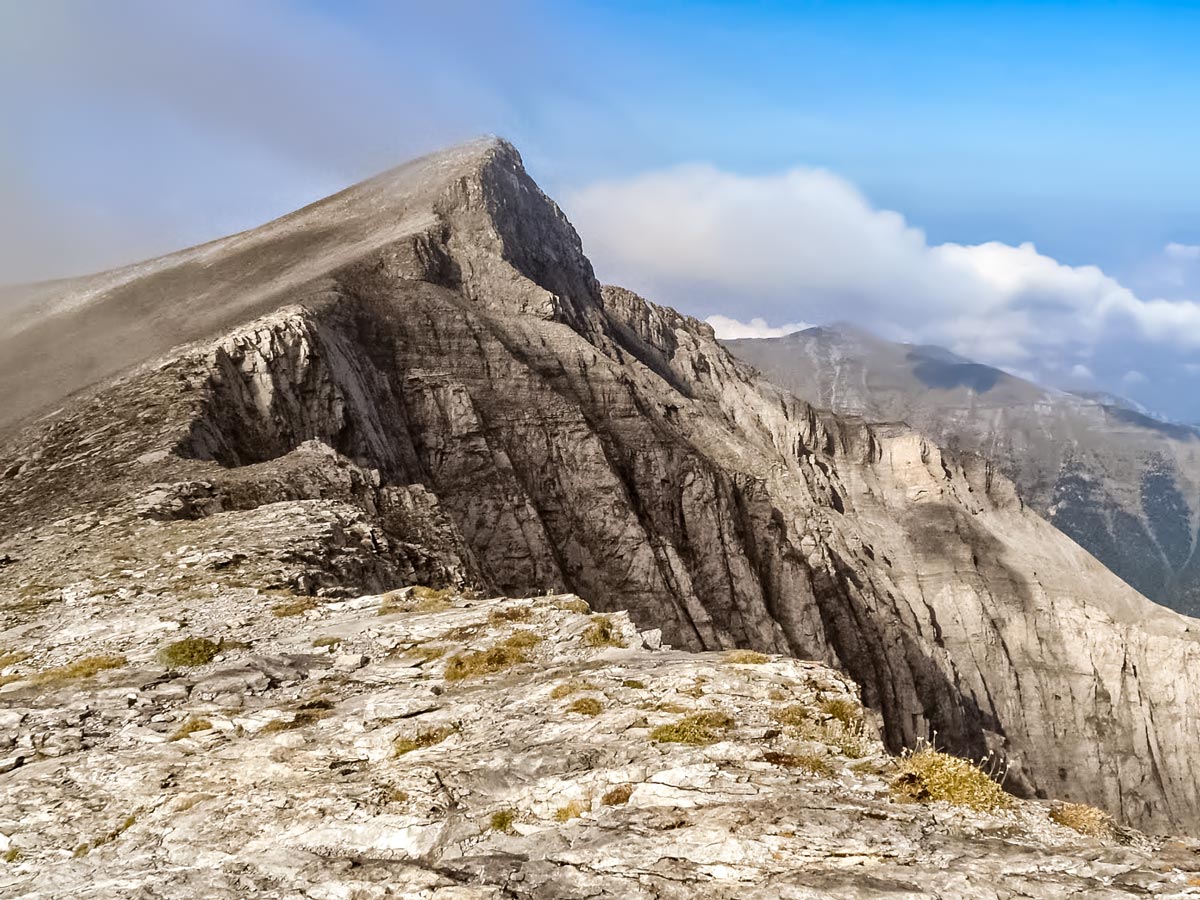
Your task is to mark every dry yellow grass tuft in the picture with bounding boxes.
[772,704,813,728]
[650,711,735,745]
[762,751,834,776]
[311,636,342,648]
[820,697,862,727]
[271,597,316,617]
[554,799,588,822]
[488,606,533,625]
[490,809,517,832]
[31,654,127,685]
[393,724,456,757]
[553,597,591,614]
[725,649,770,665]
[1050,802,1116,838]
[550,679,600,699]
[0,650,29,668]
[158,637,219,668]
[378,585,455,616]
[444,632,541,682]
[890,746,1011,812]
[566,697,603,716]
[602,784,634,806]
[169,715,213,741]
[581,615,626,649]
[260,709,330,734]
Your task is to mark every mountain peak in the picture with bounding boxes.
[0,136,597,434]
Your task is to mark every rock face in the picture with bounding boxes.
[3,139,1200,838]
[6,590,1199,899]
[724,324,1200,616]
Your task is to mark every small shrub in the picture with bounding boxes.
[393,725,456,757]
[31,654,126,685]
[1050,802,1115,838]
[271,597,316,617]
[650,711,734,745]
[554,799,588,822]
[567,697,603,716]
[725,649,770,665]
[890,746,1011,812]
[622,679,647,690]
[490,809,517,833]
[582,615,626,649]
[763,751,834,776]
[158,638,219,668]
[489,606,533,624]
[550,679,600,699]
[820,697,862,728]
[169,716,213,741]
[444,633,540,682]
[3,848,20,863]
[312,636,342,648]
[601,784,633,806]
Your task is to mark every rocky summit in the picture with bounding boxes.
[3,138,1200,896]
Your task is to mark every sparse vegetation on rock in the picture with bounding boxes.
[890,746,1011,812]
[393,725,456,757]
[158,638,219,669]
[1051,803,1117,839]
[582,614,626,649]
[726,649,770,665]
[650,711,734,745]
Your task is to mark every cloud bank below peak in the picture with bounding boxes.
[563,163,1200,421]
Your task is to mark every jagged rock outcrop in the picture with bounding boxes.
[7,590,1199,899]
[724,325,1200,615]
[3,138,1200,838]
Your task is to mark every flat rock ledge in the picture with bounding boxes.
[1,590,1199,899]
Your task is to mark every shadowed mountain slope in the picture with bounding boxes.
[3,139,1200,833]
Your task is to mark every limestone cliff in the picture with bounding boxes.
[2,138,1199,836]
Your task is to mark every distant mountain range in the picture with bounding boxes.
[725,324,1200,615]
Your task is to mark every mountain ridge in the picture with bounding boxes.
[3,138,1200,835]
[724,324,1200,614]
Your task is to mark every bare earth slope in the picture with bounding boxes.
[725,325,1200,615]
[2,139,1200,836]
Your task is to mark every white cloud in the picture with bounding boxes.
[564,163,1200,400]
[1123,370,1149,386]
[705,315,811,339]
[1070,364,1095,380]
[1165,242,1200,261]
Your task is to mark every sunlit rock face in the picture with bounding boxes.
[725,324,1200,617]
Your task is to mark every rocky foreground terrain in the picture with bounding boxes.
[4,138,1200,890]
[725,325,1200,616]
[4,586,1200,899]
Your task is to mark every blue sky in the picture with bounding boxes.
[3,1,1200,418]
